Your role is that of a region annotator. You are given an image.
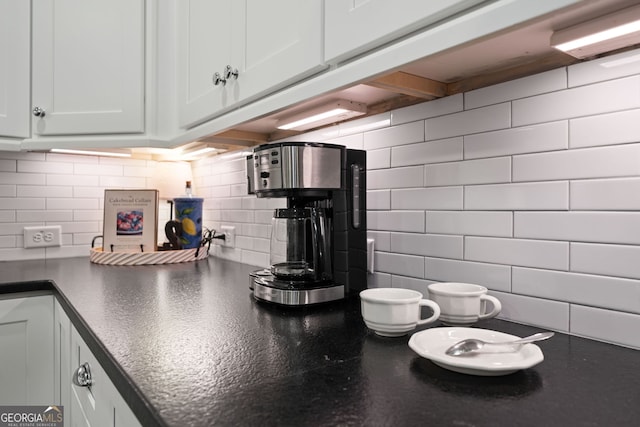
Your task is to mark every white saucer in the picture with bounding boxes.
[408,327,544,376]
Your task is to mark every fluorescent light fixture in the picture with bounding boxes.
[50,148,131,158]
[277,100,367,131]
[551,4,640,59]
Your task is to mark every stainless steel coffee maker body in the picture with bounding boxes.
[249,142,367,306]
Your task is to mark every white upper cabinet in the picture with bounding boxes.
[324,0,488,63]
[31,0,145,136]
[177,0,325,129]
[0,0,30,140]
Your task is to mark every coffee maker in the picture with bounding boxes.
[248,142,367,306]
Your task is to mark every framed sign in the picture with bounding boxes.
[102,189,159,252]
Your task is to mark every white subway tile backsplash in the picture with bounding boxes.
[425,103,511,140]
[390,275,435,295]
[513,144,640,182]
[0,172,45,185]
[390,232,463,259]
[569,109,640,149]
[367,211,425,233]
[18,210,73,222]
[100,176,146,188]
[329,133,364,149]
[0,185,16,197]
[241,250,269,268]
[464,121,568,160]
[47,198,99,211]
[367,148,391,170]
[18,160,74,174]
[368,272,392,288]
[571,243,640,280]
[0,159,16,172]
[425,257,511,291]
[513,267,640,314]
[375,252,424,278]
[0,198,46,210]
[515,212,640,245]
[466,181,569,211]
[571,178,640,210]
[366,190,390,210]
[74,163,123,176]
[367,231,390,252]
[391,94,463,125]
[391,137,463,167]
[0,211,15,222]
[425,211,512,237]
[465,68,567,109]
[425,157,511,187]
[0,236,16,248]
[513,76,640,126]
[465,237,569,270]
[391,187,462,210]
[491,291,569,332]
[17,185,72,198]
[363,121,424,150]
[367,166,423,189]
[568,48,640,87]
[571,305,640,349]
[47,174,97,186]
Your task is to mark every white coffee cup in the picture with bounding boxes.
[427,282,501,326]
[360,288,441,337]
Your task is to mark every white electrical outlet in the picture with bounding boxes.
[24,225,62,249]
[220,225,235,248]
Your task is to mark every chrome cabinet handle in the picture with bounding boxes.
[72,362,93,387]
[213,65,239,86]
[32,107,46,117]
[213,72,226,86]
[224,65,238,81]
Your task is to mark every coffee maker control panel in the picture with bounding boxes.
[253,147,283,191]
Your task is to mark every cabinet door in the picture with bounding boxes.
[54,300,71,410]
[0,0,30,139]
[177,0,237,128]
[237,0,324,112]
[324,0,487,63]
[0,295,54,405]
[177,0,325,129]
[32,0,145,136]
[70,326,109,426]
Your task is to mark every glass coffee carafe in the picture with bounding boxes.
[270,207,332,283]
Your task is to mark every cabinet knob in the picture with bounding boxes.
[32,106,46,117]
[224,65,239,81]
[213,72,226,86]
[72,362,93,388]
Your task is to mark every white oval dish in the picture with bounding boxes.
[408,327,544,376]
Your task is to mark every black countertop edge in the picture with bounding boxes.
[0,281,167,427]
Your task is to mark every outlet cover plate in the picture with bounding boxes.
[24,225,62,248]
[220,225,235,248]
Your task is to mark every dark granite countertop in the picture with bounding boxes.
[1,256,638,426]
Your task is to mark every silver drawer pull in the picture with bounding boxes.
[73,362,93,387]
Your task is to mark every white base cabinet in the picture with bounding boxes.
[0,295,54,405]
[0,295,140,426]
[59,300,141,427]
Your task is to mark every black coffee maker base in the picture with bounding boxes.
[252,276,344,306]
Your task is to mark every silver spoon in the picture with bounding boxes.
[445,331,555,356]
